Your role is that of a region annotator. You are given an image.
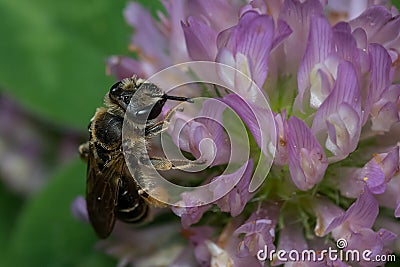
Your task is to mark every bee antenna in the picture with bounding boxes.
[163,95,194,103]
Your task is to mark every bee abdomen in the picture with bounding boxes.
[117,199,149,223]
[116,175,148,223]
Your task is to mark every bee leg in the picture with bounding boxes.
[170,159,206,170]
[145,120,170,137]
[145,107,183,137]
[150,157,173,170]
[150,157,205,171]
[78,142,90,161]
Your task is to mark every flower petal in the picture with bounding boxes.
[124,2,169,66]
[325,187,378,235]
[370,84,400,132]
[182,16,218,61]
[212,160,254,217]
[106,56,144,80]
[186,0,240,32]
[196,98,232,166]
[167,98,231,166]
[359,160,386,194]
[234,202,279,257]
[312,61,361,161]
[222,94,275,158]
[272,221,308,266]
[172,191,212,228]
[312,197,344,237]
[288,116,328,191]
[296,15,334,110]
[349,6,396,42]
[271,19,292,50]
[160,0,189,62]
[273,111,288,165]
[279,0,325,74]
[217,11,275,88]
[365,44,393,122]
[70,195,89,223]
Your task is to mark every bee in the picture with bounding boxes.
[79,76,193,238]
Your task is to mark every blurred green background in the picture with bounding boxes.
[1,0,400,266]
[0,0,161,266]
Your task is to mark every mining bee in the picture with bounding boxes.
[79,76,193,238]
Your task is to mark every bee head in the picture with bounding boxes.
[108,76,193,122]
[108,77,141,111]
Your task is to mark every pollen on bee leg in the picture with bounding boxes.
[363,177,368,182]
[150,157,173,170]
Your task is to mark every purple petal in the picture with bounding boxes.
[124,2,169,66]
[172,192,212,228]
[376,160,400,217]
[378,146,400,181]
[332,22,362,73]
[345,228,384,261]
[278,0,325,73]
[217,11,275,88]
[212,160,254,217]
[365,44,393,123]
[272,221,308,266]
[271,19,292,50]
[325,187,378,235]
[181,17,218,61]
[312,61,361,161]
[168,113,201,154]
[342,226,396,267]
[346,146,400,197]
[70,195,89,223]
[196,98,231,166]
[106,56,144,80]
[273,111,288,165]
[345,187,379,229]
[370,15,400,45]
[312,197,344,237]
[287,116,328,191]
[167,98,231,166]
[160,0,189,62]
[222,94,275,158]
[371,101,400,132]
[297,15,334,110]
[234,202,279,257]
[184,226,214,246]
[337,167,365,198]
[359,160,386,194]
[370,85,400,131]
[181,227,215,267]
[235,219,274,257]
[377,228,397,244]
[349,6,397,42]
[186,0,240,32]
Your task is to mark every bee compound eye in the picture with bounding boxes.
[110,81,122,95]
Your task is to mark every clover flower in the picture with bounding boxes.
[74,0,400,266]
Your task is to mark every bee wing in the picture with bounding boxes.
[86,144,123,238]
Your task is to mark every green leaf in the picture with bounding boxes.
[0,181,25,261]
[5,160,116,267]
[0,0,126,128]
[392,0,400,9]
[0,0,164,128]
